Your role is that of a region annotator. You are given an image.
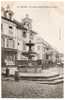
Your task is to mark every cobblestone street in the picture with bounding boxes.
[2,79,63,98]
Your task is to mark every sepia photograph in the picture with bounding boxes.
[1,0,64,98]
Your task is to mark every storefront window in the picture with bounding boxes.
[6,55,15,65]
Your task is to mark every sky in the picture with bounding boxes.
[1,1,64,53]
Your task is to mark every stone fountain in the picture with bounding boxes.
[22,40,37,68]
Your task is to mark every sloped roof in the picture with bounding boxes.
[2,16,16,24]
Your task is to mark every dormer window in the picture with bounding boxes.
[3,5,14,20]
[9,26,13,34]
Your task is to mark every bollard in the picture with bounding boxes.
[15,71,19,81]
[6,67,9,77]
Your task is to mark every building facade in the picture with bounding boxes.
[1,6,17,67]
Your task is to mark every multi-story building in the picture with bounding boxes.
[34,37,47,64]
[34,36,58,64]
[1,6,17,67]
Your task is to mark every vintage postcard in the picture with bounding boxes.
[1,0,64,98]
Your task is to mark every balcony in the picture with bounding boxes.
[2,47,17,54]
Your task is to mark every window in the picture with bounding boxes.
[9,26,13,34]
[7,39,14,48]
[24,22,29,29]
[46,54,48,59]
[2,37,5,47]
[1,24,3,32]
[13,40,15,48]
[23,30,27,38]
[7,39,9,48]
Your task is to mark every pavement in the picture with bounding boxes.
[1,65,64,98]
[2,79,63,98]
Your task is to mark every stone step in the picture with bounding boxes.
[20,75,63,82]
[2,74,64,85]
[27,76,63,81]
[19,73,60,77]
[40,78,64,85]
[19,74,64,84]
[2,72,63,82]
